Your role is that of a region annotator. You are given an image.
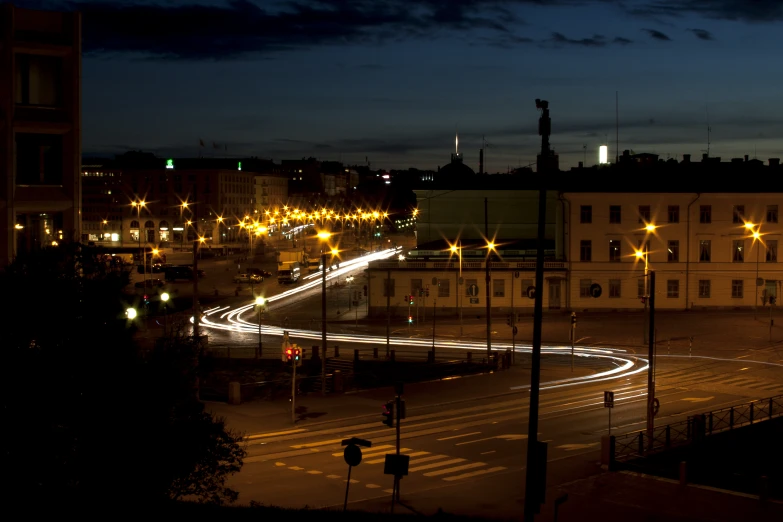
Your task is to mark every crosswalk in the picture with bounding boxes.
[660,368,783,396]
[330,444,507,482]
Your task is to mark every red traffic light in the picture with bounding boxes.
[286,348,293,355]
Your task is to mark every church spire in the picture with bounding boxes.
[455,132,459,155]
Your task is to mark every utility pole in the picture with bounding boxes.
[432,298,436,355]
[646,270,656,451]
[386,269,391,358]
[485,197,491,355]
[321,252,327,396]
[524,98,550,520]
[192,185,200,345]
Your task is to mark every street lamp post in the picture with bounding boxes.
[161,292,170,336]
[317,231,332,396]
[745,223,762,319]
[450,241,463,337]
[636,248,649,344]
[485,240,495,356]
[255,296,266,358]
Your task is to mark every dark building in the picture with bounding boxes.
[1,4,82,263]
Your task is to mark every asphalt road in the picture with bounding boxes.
[226,349,782,517]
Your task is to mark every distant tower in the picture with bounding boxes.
[451,132,463,163]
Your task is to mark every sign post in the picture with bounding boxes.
[604,390,614,436]
[341,437,372,511]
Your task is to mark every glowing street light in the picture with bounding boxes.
[126,307,137,320]
[255,296,266,357]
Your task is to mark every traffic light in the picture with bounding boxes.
[408,316,413,323]
[771,296,777,305]
[293,348,301,365]
[506,314,512,327]
[363,285,367,296]
[143,294,150,308]
[409,295,414,305]
[425,289,430,297]
[285,348,293,363]
[382,400,394,428]
[640,296,647,305]
[571,313,577,325]
[419,289,424,297]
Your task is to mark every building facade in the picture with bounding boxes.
[1,4,81,264]
[81,159,123,243]
[367,155,783,317]
[256,173,288,212]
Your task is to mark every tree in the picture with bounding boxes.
[0,242,246,508]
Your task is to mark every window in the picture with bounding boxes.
[580,205,592,224]
[732,205,745,224]
[667,279,680,298]
[609,239,621,261]
[638,205,651,223]
[767,205,778,224]
[493,279,505,298]
[699,240,711,262]
[609,205,621,224]
[14,54,63,106]
[383,278,395,297]
[521,279,533,297]
[767,240,778,262]
[609,279,621,298]
[580,240,592,261]
[15,133,63,185]
[465,278,478,297]
[438,279,450,298]
[700,205,711,224]
[667,240,679,262]
[411,278,422,297]
[668,205,680,223]
[732,279,744,299]
[698,280,711,298]
[580,279,592,298]
[732,240,744,262]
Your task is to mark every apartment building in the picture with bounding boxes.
[0,4,81,264]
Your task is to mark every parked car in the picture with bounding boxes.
[233,273,261,284]
[246,268,269,279]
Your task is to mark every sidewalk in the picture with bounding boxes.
[206,363,592,435]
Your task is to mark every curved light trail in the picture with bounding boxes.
[200,247,649,388]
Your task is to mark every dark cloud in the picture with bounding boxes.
[631,0,783,23]
[547,32,632,47]
[39,0,550,60]
[643,28,672,41]
[688,28,714,40]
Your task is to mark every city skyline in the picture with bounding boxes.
[19,0,783,171]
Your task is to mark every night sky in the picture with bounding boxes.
[19,0,783,171]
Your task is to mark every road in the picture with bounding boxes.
[195,246,783,516]
[228,349,782,517]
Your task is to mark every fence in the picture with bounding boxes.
[610,394,783,467]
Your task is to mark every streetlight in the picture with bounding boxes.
[485,240,495,355]
[747,224,762,318]
[317,231,332,395]
[161,292,170,335]
[450,241,463,337]
[635,248,649,344]
[255,296,266,357]
[126,307,137,320]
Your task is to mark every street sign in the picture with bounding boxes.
[514,271,520,278]
[383,454,410,476]
[513,325,518,335]
[526,286,536,299]
[469,298,479,304]
[468,284,479,297]
[604,391,614,408]
[590,283,602,298]
[343,444,363,466]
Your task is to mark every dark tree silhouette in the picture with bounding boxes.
[0,242,246,508]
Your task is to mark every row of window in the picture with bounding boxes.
[580,205,780,225]
[381,277,750,300]
[578,279,746,299]
[579,239,778,263]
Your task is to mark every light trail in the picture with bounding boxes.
[199,246,648,387]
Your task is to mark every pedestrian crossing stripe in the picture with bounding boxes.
[408,458,466,473]
[424,462,485,477]
[330,444,395,457]
[366,451,430,464]
[443,466,507,481]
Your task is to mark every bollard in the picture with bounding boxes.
[506,348,512,368]
[467,351,472,364]
[760,476,769,504]
[667,339,670,355]
[312,345,320,360]
[334,345,340,358]
[333,370,344,393]
[373,346,378,359]
[679,461,687,485]
[427,350,434,363]
[390,349,396,362]
[354,349,360,363]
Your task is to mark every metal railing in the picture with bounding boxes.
[613,394,783,464]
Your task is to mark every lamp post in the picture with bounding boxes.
[485,240,495,355]
[255,296,266,357]
[636,248,649,344]
[317,231,332,395]
[746,223,762,318]
[450,241,463,337]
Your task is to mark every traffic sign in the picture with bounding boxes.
[383,454,410,476]
[650,397,660,416]
[343,444,363,466]
[604,391,614,408]
[468,284,479,297]
[590,283,602,298]
[526,286,536,299]
[513,325,518,335]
